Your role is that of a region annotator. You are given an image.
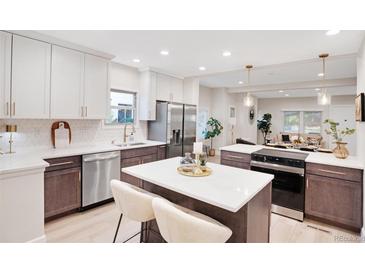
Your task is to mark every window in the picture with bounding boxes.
[303,111,322,134]
[283,111,322,134]
[283,111,300,133]
[105,89,136,125]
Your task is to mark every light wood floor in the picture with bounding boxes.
[45,202,361,243]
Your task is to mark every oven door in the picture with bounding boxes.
[251,164,305,220]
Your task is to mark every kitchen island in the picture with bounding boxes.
[122,157,274,243]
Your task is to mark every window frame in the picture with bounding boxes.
[104,89,137,127]
[282,110,322,135]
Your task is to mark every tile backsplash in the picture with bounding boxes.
[0,119,148,151]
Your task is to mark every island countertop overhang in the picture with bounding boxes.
[122,157,274,213]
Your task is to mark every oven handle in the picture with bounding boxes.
[250,160,305,175]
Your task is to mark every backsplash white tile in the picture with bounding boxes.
[0,119,147,152]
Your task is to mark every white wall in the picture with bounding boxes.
[198,86,258,151]
[257,95,356,149]
[356,38,365,237]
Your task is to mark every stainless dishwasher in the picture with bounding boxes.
[82,151,120,208]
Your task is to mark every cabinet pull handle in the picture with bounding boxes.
[317,169,346,176]
[81,106,84,117]
[12,102,15,116]
[6,102,9,116]
[306,178,309,189]
[49,161,74,167]
[85,106,88,117]
[225,155,243,160]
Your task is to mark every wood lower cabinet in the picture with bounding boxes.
[120,146,160,187]
[44,167,81,219]
[305,164,363,231]
[157,145,167,160]
[220,150,251,170]
[44,156,82,220]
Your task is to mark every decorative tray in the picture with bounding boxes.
[177,165,212,177]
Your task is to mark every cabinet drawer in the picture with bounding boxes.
[221,150,251,163]
[121,146,158,159]
[306,162,363,182]
[45,156,81,172]
[221,159,250,170]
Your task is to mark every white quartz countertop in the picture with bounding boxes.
[0,141,165,176]
[220,144,364,169]
[122,157,274,212]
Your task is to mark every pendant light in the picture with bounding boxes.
[317,53,331,105]
[244,65,254,107]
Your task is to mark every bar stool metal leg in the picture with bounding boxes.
[113,213,123,243]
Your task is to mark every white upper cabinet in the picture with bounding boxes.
[51,45,84,119]
[170,77,183,103]
[0,31,11,119]
[83,54,109,119]
[11,35,51,119]
[139,70,157,120]
[156,73,170,102]
[156,73,183,103]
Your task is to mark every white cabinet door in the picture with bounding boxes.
[51,46,84,119]
[84,54,109,119]
[171,77,183,103]
[11,35,51,119]
[0,31,11,118]
[139,71,157,120]
[156,73,170,102]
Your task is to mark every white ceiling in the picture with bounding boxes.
[199,54,357,88]
[252,86,356,98]
[37,30,364,78]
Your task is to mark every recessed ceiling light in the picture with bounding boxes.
[279,90,284,93]
[160,50,169,56]
[222,51,231,57]
[285,94,289,97]
[315,88,321,91]
[318,72,324,77]
[238,81,243,84]
[199,66,206,71]
[326,30,340,36]
[132,58,141,63]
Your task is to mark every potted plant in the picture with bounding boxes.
[257,113,272,144]
[324,119,355,159]
[203,117,223,156]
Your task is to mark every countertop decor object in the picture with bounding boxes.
[51,121,71,148]
[6,124,17,154]
[324,119,355,159]
[177,165,212,177]
[180,152,195,166]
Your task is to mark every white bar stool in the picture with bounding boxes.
[152,197,233,243]
[111,179,158,243]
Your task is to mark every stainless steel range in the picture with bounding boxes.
[250,149,308,221]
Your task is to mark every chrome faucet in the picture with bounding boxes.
[123,123,135,143]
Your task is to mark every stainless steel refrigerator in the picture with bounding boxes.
[148,101,197,158]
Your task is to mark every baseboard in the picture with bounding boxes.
[361,227,365,242]
[27,234,47,243]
